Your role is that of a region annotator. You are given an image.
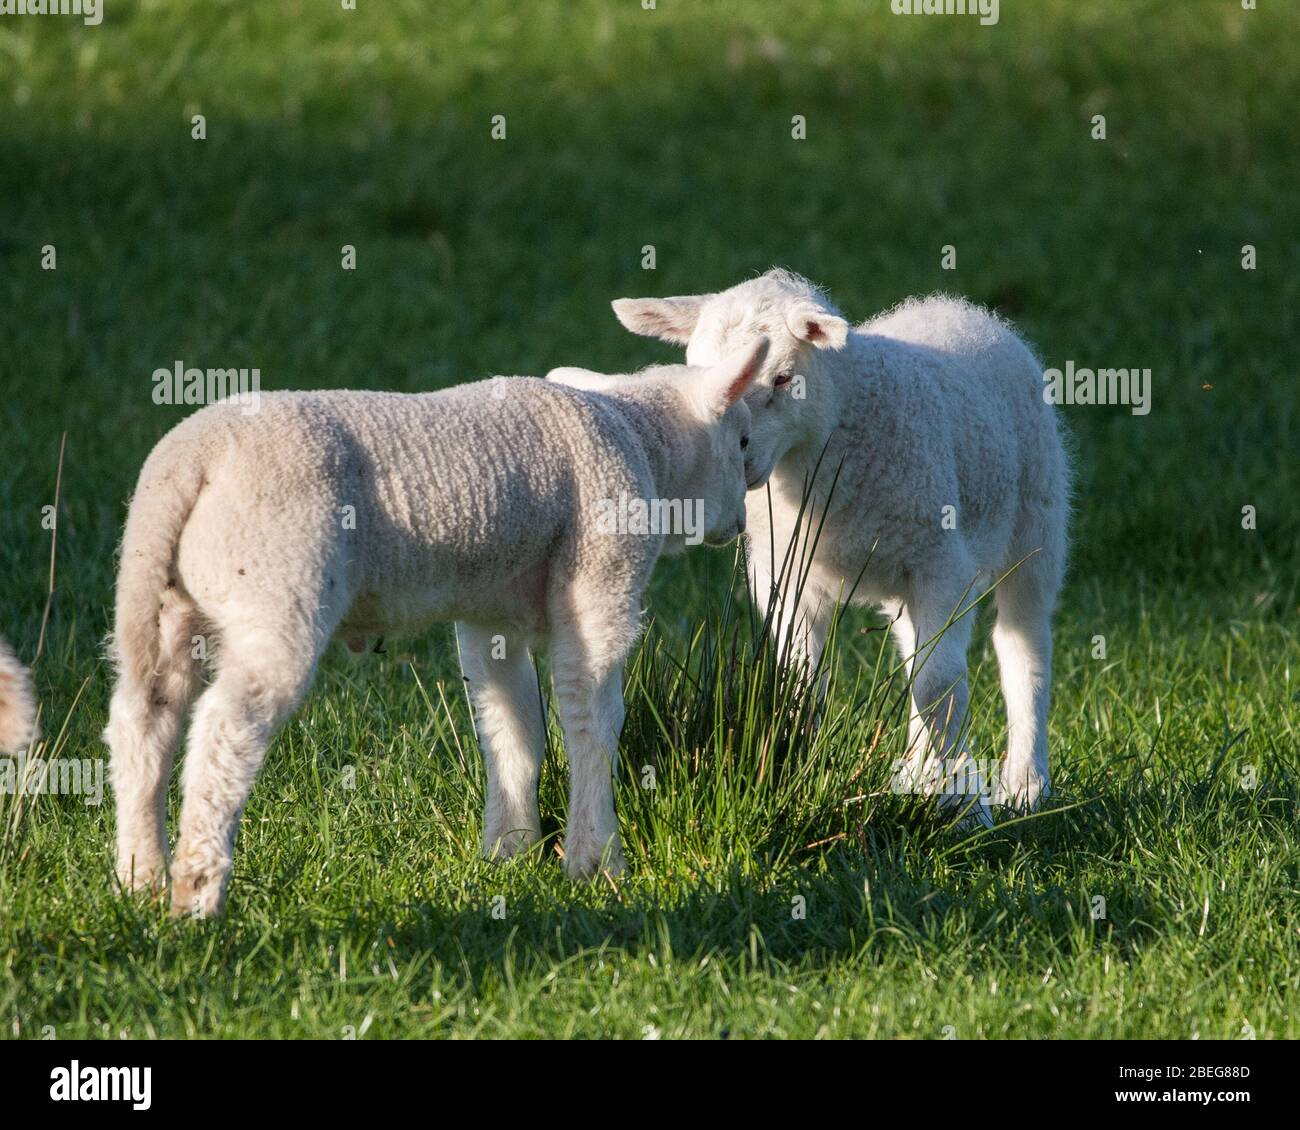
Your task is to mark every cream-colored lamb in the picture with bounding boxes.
[0,637,37,755]
[105,340,769,917]
[604,271,1069,819]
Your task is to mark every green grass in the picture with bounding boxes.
[1,0,1298,1038]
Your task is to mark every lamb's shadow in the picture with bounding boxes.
[232,802,1142,1002]
[327,762,1277,996]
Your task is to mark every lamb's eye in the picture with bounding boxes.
[774,370,795,389]
[740,435,750,450]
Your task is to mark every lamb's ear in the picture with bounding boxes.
[785,302,849,350]
[612,295,707,345]
[699,337,770,417]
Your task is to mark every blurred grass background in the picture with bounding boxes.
[0,0,1297,1038]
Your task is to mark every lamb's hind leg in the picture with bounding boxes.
[170,616,331,918]
[456,622,546,859]
[105,587,201,893]
[992,563,1057,811]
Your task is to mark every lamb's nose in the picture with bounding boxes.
[744,458,770,490]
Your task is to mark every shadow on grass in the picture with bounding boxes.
[54,769,1290,988]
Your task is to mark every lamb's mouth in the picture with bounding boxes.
[703,521,745,547]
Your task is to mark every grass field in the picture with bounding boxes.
[1,0,1298,1039]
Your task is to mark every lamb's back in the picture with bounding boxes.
[164,381,645,602]
[821,297,1051,574]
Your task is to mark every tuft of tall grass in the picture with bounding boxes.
[612,468,914,883]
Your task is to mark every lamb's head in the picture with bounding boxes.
[678,337,769,545]
[547,338,770,548]
[611,269,850,479]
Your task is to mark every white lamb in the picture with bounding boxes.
[105,340,769,917]
[0,636,37,755]
[601,271,1069,816]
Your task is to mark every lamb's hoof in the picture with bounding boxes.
[933,786,995,832]
[116,850,169,896]
[993,773,1050,813]
[169,864,227,920]
[563,836,626,880]
[482,825,541,861]
[950,798,995,834]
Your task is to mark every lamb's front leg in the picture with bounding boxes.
[456,622,546,859]
[549,643,626,880]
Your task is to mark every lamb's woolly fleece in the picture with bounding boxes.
[0,636,36,754]
[105,355,763,918]
[611,270,1070,817]
[119,379,717,674]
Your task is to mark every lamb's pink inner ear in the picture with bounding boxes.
[724,370,751,404]
[722,337,770,406]
[788,307,848,349]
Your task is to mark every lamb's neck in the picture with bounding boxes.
[780,341,856,484]
[606,387,689,501]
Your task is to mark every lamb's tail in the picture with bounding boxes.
[0,637,37,755]
[109,446,206,689]
[105,441,209,892]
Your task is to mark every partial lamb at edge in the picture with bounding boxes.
[0,636,37,755]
